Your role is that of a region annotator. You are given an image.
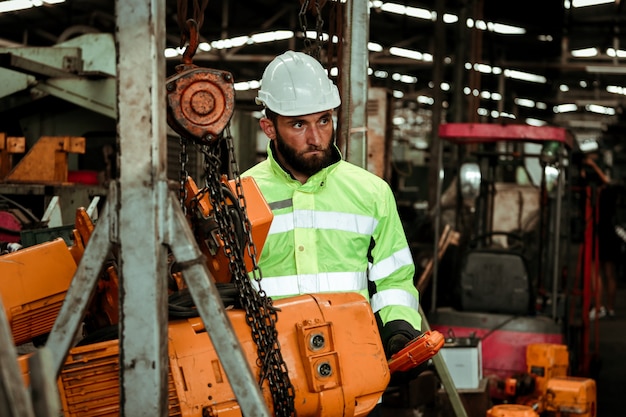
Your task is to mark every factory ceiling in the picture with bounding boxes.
[0,0,625,153]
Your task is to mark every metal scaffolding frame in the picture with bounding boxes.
[42,0,268,416]
[0,1,373,415]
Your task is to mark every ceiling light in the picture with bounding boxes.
[487,22,526,35]
[572,0,614,7]
[304,31,330,42]
[234,80,260,91]
[607,48,626,58]
[417,96,434,105]
[504,69,547,83]
[0,0,64,13]
[443,14,458,24]
[473,19,488,30]
[380,3,433,20]
[554,104,578,113]
[515,98,536,108]
[525,118,548,126]
[586,104,616,115]
[389,47,424,61]
[392,73,417,84]
[373,70,388,79]
[0,0,36,13]
[571,47,598,57]
[607,85,626,95]
[473,63,493,73]
[164,48,181,58]
[251,31,294,43]
[368,42,383,52]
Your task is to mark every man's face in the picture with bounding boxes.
[260,110,335,182]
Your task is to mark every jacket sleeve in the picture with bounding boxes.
[367,183,422,336]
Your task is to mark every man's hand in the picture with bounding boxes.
[386,333,413,358]
[385,331,430,386]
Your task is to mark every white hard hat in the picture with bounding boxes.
[255,50,341,116]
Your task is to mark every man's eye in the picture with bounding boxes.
[293,121,303,128]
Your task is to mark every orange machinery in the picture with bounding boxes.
[498,343,596,417]
[3,174,443,416]
[0,175,272,343]
[20,292,392,417]
[0,237,77,346]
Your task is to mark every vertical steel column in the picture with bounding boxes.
[340,0,369,169]
[116,1,169,415]
[429,0,447,311]
[551,150,566,320]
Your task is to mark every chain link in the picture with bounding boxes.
[298,0,325,60]
[197,127,295,417]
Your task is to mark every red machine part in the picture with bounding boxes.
[429,320,563,400]
[438,123,574,149]
[0,209,30,243]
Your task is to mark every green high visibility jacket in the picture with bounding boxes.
[242,143,422,336]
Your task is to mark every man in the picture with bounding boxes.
[242,50,422,374]
[581,152,619,319]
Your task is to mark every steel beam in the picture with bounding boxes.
[115,0,169,414]
[340,0,370,169]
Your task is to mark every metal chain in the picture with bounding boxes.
[298,0,325,60]
[199,128,295,417]
[314,1,325,60]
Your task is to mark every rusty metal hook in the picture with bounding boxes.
[182,19,199,66]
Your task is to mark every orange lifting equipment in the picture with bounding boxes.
[166,19,235,144]
[19,293,390,417]
[183,175,273,283]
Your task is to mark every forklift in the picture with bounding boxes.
[423,123,596,415]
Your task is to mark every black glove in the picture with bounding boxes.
[386,333,413,358]
[382,320,428,386]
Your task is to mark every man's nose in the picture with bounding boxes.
[306,125,324,145]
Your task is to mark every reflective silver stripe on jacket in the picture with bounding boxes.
[252,271,368,297]
[269,210,378,235]
[368,247,414,282]
[370,288,420,313]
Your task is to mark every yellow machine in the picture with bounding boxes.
[0,238,77,346]
[19,293,390,417]
[499,343,596,417]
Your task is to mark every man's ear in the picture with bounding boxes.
[259,117,276,140]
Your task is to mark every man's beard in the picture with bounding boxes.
[275,128,336,177]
